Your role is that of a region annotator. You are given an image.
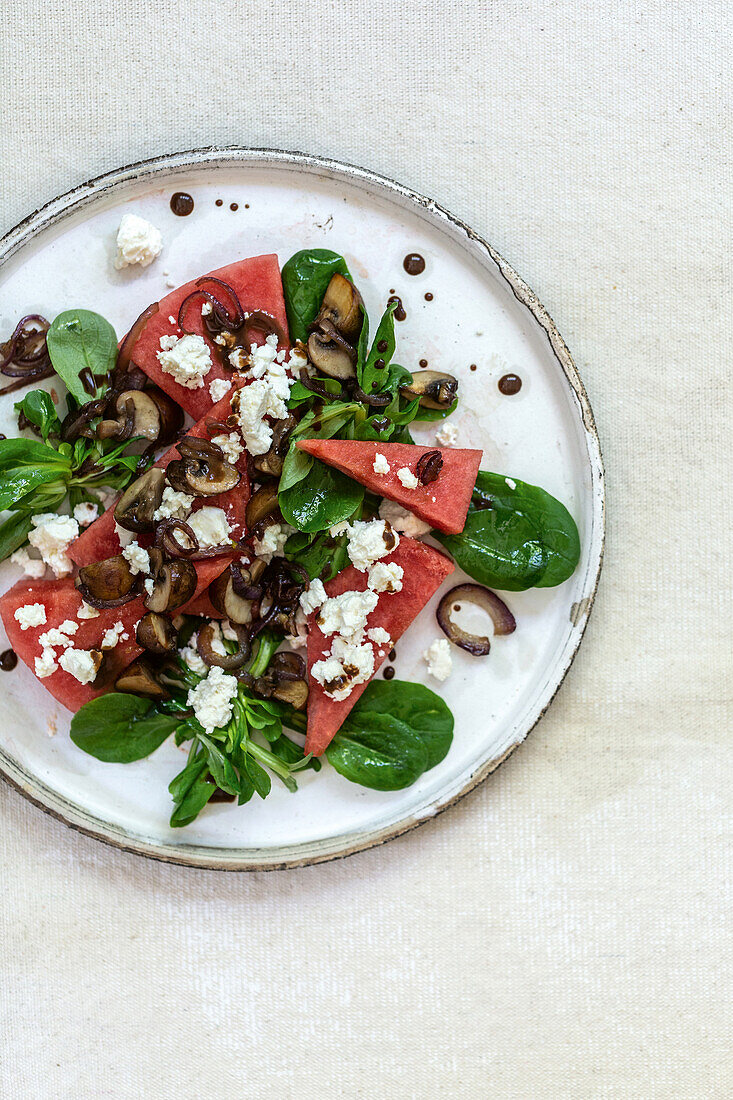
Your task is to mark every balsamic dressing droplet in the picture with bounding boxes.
[388,648,396,662]
[383,666,395,680]
[230,202,239,212]
[377,339,388,353]
[170,192,194,216]
[403,253,426,275]
[419,358,428,368]
[498,373,522,395]
[0,649,18,672]
[387,295,406,321]
[424,292,434,301]
[470,363,477,372]
[215,199,223,207]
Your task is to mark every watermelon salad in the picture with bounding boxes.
[0,238,581,827]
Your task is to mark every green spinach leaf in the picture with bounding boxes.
[46,309,117,403]
[359,301,397,392]
[436,471,581,590]
[170,774,215,828]
[70,693,180,763]
[284,527,350,581]
[14,390,61,440]
[281,250,352,343]
[411,398,459,422]
[279,459,364,533]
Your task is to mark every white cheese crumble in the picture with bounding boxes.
[435,422,459,447]
[168,315,176,325]
[187,666,239,734]
[58,648,101,684]
[423,638,453,682]
[35,648,57,678]
[122,540,150,576]
[311,636,375,702]
[77,601,100,620]
[144,577,155,598]
[28,513,79,577]
[209,377,232,403]
[73,502,99,527]
[38,624,77,649]
[367,627,392,646]
[114,213,163,270]
[396,466,419,490]
[317,589,379,643]
[157,334,212,389]
[14,603,47,630]
[368,561,404,594]
[373,453,391,474]
[153,486,194,522]
[378,499,432,537]
[9,549,46,579]
[188,507,232,549]
[101,621,129,649]
[231,378,287,456]
[299,578,327,616]
[253,522,292,563]
[179,644,207,675]
[505,477,516,490]
[346,519,399,572]
[211,432,243,465]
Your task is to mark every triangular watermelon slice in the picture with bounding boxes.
[305,537,454,756]
[69,383,250,568]
[296,440,481,534]
[123,254,289,420]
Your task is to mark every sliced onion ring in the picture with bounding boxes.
[196,621,251,670]
[116,302,159,375]
[155,518,199,557]
[436,583,516,656]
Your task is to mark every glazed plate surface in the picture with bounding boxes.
[0,149,604,868]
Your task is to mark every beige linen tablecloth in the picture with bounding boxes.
[1,2,730,1097]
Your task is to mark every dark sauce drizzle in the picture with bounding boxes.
[498,373,522,395]
[0,649,18,672]
[403,253,426,275]
[387,295,406,321]
[424,292,434,301]
[170,192,194,216]
[383,666,395,680]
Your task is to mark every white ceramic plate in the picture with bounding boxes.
[0,149,604,869]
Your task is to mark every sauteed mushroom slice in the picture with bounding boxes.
[307,319,357,380]
[399,370,459,410]
[136,611,177,655]
[166,436,241,496]
[251,415,297,478]
[97,388,183,443]
[114,466,166,532]
[76,554,138,608]
[115,657,170,700]
[208,560,265,624]
[253,652,308,710]
[314,273,364,340]
[245,484,280,530]
[143,548,197,613]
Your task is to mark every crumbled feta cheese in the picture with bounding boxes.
[346,519,399,572]
[114,213,163,270]
[101,621,129,649]
[312,636,375,701]
[168,315,176,324]
[435,422,459,447]
[211,432,243,465]
[329,522,349,538]
[59,648,101,684]
[144,578,155,598]
[299,578,327,616]
[73,502,99,527]
[228,347,247,371]
[396,467,419,490]
[367,627,392,646]
[35,647,58,678]
[14,603,47,630]
[59,620,78,636]
[253,522,292,563]
[505,477,516,490]
[122,540,150,576]
[209,377,232,403]
[373,452,391,474]
[378,499,432,537]
[188,507,232,549]
[368,561,404,594]
[179,644,207,675]
[231,377,289,456]
[208,622,229,657]
[153,486,194,522]
[38,625,77,649]
[317,588,379,643]
[28,513,79,577]
[10,548,46,579]
[157,333,212,389]
[77,601,99,620]
[423,638,453,682]
[187,666,239,734]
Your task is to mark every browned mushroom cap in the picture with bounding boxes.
[143,548,197,613]
[166,436,241,496]
[399,370,459,410]
[307,319,358,381]
[115,657,170,700]
[97,389,182,443]
[251,415,297,478]
[136,611,177,654]
[114,466,166,532]
[314,273,364,340]
[208,560,265,624]
[254,651,308,710]
[77,554,138,608]
[245,483,280,531]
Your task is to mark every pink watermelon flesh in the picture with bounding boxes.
[124,253,289,420]
[0,559,227,713]
[69,384,250,568]
[295,440,482,535]
[305,538,455,757]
